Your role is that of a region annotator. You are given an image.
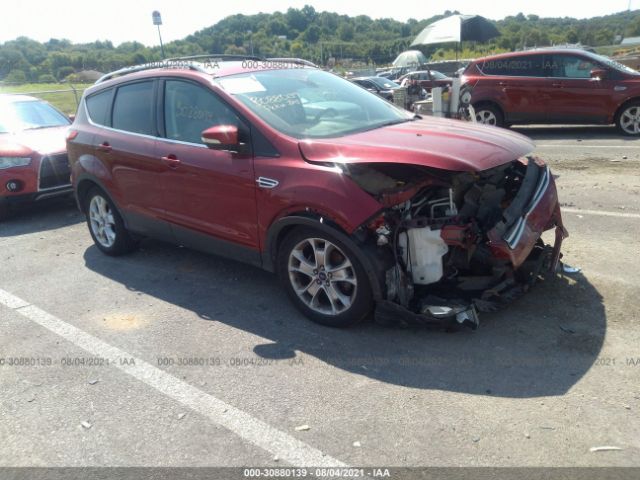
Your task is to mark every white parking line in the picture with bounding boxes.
[0,288,345,468]
[562,207,640,219]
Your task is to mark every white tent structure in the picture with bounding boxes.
[392,50,427,68]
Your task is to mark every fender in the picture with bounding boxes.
[263,215,387,300]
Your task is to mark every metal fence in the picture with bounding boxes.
[0,83,89,115]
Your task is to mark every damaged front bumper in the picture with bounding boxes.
[370,157,567,330]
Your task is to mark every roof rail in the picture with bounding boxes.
[165,54,264,62]
[95,61,207,84]
[266,57,318,68]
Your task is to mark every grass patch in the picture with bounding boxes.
[0,82,92,115]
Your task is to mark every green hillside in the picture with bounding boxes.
[2,6,640,83]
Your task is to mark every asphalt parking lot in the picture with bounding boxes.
[1,125,639,472]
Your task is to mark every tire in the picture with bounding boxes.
[276,227,373,327]
[474,104,505,127]
[0,198,8,222]
[616,102,640,136]
[84,187,138,256]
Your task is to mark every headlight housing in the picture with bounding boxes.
[0,157,32,169]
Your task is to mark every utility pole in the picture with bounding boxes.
[152,11,165,59]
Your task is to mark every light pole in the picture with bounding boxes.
[247,30,254,56]
[152,11,165,59]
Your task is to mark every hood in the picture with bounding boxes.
[299,116,535,172]
[0,126,68,157]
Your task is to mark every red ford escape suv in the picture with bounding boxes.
[0,94,73,219]
[462,48,640,135]
[67,56,567,329]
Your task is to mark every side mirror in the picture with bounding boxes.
[68,114,76,122]
[590,68,607,80]
[201,125,239,151]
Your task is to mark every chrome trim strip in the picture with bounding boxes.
[504,165,551,249]
[84,98,208,148]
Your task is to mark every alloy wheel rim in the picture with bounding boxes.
[288,238,357,316]
[620,106,640,134]
[89,196,116,248]
[476,109,497,125]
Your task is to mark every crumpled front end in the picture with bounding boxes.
[348,156,567,330]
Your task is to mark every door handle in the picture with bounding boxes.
[498,81,508,87]
[97,142,112,153]
[551,82,563,88]
[161,154,181,169]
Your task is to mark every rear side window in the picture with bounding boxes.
[481,55,545,77]
[85,89,112,126]
[112,82,154,135]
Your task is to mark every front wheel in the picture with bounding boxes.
[277,227,373,327]
[616,103,640,136]
[84,187,138,256]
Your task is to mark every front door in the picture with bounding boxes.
[156,79,260,262]
[541,53,610,123]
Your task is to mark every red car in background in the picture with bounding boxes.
[0,95,72,219]
[67,58,567,330]
[462,48,640,134]
[398,70,453,92]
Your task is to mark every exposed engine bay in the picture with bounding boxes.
[346,157,567,330]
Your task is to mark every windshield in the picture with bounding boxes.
[583,51,640,75]
[218,69,411,139]
[0,100,70,134]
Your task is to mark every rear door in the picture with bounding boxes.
[95,80,170,238]
[156,79,260,262]
[541,53,611,123]
[478,55,548,123]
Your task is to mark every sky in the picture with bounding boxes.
[1,0,639,46]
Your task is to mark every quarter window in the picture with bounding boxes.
[164,80,239,145]
[85,89,112,126]
[112,82,154,135]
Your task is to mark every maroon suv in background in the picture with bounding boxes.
[462,48,640,134]
[67,57,567,330]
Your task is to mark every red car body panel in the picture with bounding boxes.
[299,117,535,172]
[0,125,70,200]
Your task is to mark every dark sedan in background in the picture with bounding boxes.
[351,76,401,101]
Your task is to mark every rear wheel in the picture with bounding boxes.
[616,102,640,136]
[84,187,138,255]
[474,104,504,127]
[277,227,373,327]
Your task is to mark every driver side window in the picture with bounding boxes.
[164,80,239,145]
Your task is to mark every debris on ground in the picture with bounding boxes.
[295,424,310,431]
[80,421,92,429]
[589,446,622,452]
[177,413,186,420]
[353,441,362,447]
[88,379,99,385]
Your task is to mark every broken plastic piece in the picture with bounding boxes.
[562,263,581,274]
